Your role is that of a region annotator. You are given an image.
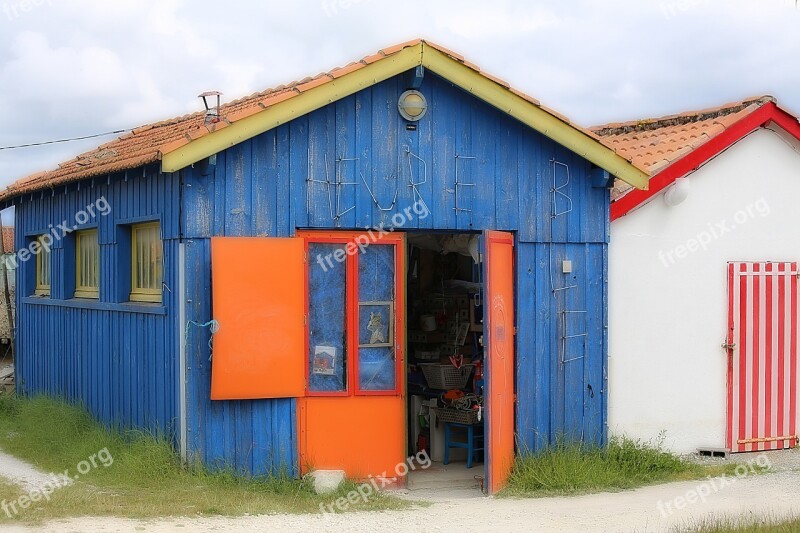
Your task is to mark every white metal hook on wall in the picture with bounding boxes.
[361,171,399,212]
[450,154,476,215]
[405,146,430,214]
[551,159,573,218]
[305,154,358,226]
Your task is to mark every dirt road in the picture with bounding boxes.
[2,450,798,532]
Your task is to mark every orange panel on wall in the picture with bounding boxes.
[485,230,516,494]
[210,237,306,400]
[298,396,406,480]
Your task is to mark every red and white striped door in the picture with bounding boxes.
[726,262,798,453]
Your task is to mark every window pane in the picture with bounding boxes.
[151,226,163,289]
[76,230,99,295]
[358,244,396,392]
[138,230,145,288]
[36,236,50,293]
[133,225,162,292]
[308,242,348,393]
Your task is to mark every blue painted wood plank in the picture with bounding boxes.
[289,119,309,232]
[251,129,277,237]
[584,243,605,445]
[335,95,359,230]
[275,125,292,237]
[354,88,374,230]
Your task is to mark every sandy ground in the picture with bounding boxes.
[0,448,798,532]
[0,449,56,492]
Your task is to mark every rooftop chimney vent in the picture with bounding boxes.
[199,91,222,124]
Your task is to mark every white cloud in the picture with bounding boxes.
[0,0,798,194]
[435,5,560,39]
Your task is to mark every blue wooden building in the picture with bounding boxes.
[0,40,647,494]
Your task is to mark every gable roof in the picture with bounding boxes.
[593,96,800,220]
[1,39,649,203]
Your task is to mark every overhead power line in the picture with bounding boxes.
[0,129,131,151]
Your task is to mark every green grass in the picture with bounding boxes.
[0,393,411,523]
[503,436,741,497]
[681,514,800,532]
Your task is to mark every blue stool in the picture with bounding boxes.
[443,422,484,468]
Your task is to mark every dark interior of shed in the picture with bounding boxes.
[405,232,486,492]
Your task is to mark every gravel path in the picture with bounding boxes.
[0,449,57,492]
[0,449,798,532]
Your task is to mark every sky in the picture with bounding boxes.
[0,0,799,206]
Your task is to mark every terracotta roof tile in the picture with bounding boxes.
[360,52,385,65]
[379,39,422,56]
[226,105,263,124]
[480,71,511,89]
[159,137,191,155]
[1,227,13,253]
[259,89,300,108]
[296,74,335,93]
[509,87,540,107]
[424,42,465,62]
[1,38,626,201]
[330,61,366,79]
[593,96,774,200]
[460,59,482,72]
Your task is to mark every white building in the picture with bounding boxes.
[595,97,800,454]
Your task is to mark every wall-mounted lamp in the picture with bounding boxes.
[398,90,428,122]
[664,177,691,207]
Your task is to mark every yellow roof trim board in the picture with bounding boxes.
[160,41,647,189]
[419,45,649,189]
[161,44,424,173]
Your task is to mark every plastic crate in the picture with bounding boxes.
[420,363,475,390]
[414,349,440,362]
[433,407,480,425]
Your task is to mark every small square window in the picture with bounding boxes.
[34,235,51,297]
[75,229,99,299]
[130,222,162,303]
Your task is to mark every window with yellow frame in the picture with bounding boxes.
[130,222,162,303]
[75,229,99,299]
[34,235,51,296]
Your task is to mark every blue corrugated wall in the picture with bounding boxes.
[13,166,181,437]
[182,71,610,473]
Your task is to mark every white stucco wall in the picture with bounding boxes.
[609,128,800,454]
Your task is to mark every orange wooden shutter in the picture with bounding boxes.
[484,230,516,494]
[210,237,306,400]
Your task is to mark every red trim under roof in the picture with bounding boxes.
[611,102,800,221]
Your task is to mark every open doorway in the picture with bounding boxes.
[405,232,486,493]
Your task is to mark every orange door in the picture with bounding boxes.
[210,237,306,399]
[484,231,515,494]
[298,232,406,483]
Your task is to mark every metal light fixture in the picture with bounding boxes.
[398,90,428,121]
[664,177,691,207]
